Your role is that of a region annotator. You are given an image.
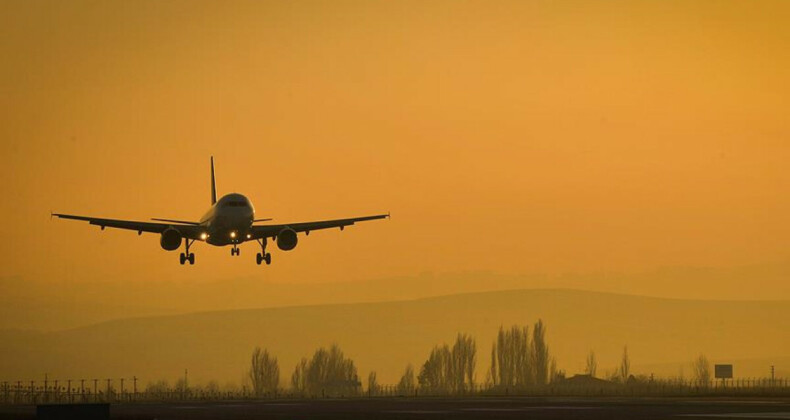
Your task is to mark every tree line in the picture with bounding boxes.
[246,320,726,397]
[488,319,552,390]
[248,319,557,396]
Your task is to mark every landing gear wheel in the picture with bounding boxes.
[255,238,270,266]
[231,247,240,256]
[180,239,195,266]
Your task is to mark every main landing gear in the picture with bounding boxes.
[256,238,271,265]
[180,240,195,265]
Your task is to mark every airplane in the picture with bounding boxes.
[53,157,389,265]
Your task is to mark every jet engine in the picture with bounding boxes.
[277,228,298,251]
[160,228,182,251]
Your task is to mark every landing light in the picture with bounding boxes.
[246,234,251,239]
[230,231,237,238]
[200,233,207,240]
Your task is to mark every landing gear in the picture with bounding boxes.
[180,240,195,265]
[179,253,195,265]
[256,238,271,265]
[256,252,271,265]
[231,245,240,256]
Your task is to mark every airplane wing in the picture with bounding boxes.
[52,213,205,240]
[248,214,389,240]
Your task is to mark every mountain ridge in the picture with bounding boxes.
[12,287,788,334]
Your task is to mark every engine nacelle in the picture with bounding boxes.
[160,228,182,251]
[277,228,298,251]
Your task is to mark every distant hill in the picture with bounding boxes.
[4,263,790,331]
[1,289,787,386]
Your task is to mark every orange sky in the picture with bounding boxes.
[1,0,789,298]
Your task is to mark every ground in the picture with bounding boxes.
[2,397,790,419]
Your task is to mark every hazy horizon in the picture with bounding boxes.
[2,288,788,386]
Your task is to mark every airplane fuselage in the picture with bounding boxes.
[200,193,255,246]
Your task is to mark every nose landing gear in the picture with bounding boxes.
[231,245,240,256]
[180,239,195,265]
[256,238,271,265]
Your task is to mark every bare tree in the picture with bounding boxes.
[145,379,169,396]
[585,350,598,378]
[249,347,280,396]
[367,371,379,396]
[291,357,308,394]
[532,319,550,385]
[418,344,451,393]
[292,344,360,397]
[692,354,711,387]
[489,344,497,388]
[619,346,630,382]
[490,325,531,389]
[451,333,476,393]
[397,364,416,395]
[418,334,476,395]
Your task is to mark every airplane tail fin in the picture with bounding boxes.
[210,156,217,205]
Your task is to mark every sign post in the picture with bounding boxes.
[715,364,733,388]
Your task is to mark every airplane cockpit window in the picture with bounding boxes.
[225,201,247,207]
